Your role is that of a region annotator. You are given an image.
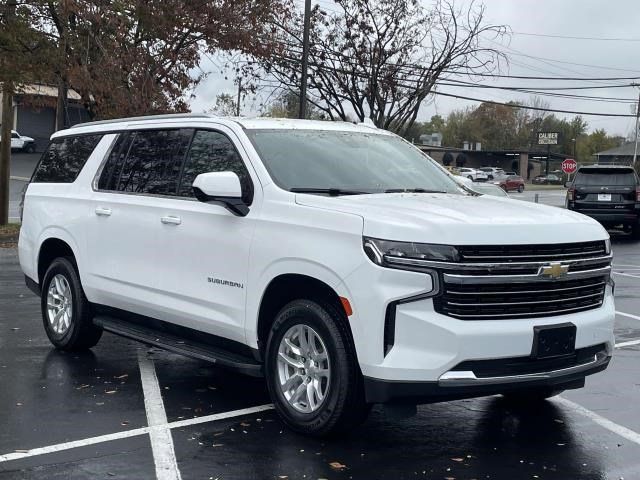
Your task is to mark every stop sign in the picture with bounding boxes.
[562,158,577,174]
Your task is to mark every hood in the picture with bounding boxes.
[296,192,608,245]
[22,136,34,142]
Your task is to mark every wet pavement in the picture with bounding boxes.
[1,234,640,479]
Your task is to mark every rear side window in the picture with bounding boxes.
[178,130,253,204]
[32,135,103,183]
[575,169,637,186]
[99,129,193,195]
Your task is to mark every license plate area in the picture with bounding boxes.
[598,193,611,201]
[531,323,576,359]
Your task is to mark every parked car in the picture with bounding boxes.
[477,167,505,180]
[458,167,488,182]
[20,114,614,436]
[496,174,525,193]
[566,165,640,238]
[533,174,563,185]
[0,129,36,152]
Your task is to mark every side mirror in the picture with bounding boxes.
[192,172,249,217]
[564,181,571,188]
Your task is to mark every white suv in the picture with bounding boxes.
[19,115,614,436]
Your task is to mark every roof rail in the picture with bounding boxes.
[72,113,212,128]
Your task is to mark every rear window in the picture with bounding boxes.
[32,135,103,183]
[574,169,637,186]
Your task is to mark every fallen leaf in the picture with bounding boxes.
[212,444,224,447]
[240,422,250,427]
[329,462,347,470]
[14,449,29,453]
[121,421,129,426]
[11,327,19,331]
[77,384,90,390]
[554,419,564,424]
[105,390,117,394]
[114,374,128,380]
[451,458,464,462]
[16,403,22,406]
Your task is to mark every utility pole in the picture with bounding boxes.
[236,78,242,117]
[633,86,639,167]
[0,1,17,225]
[298,0,311,119]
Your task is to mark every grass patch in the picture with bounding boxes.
[0,223,20,247]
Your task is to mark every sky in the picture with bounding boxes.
[189,0,640,137]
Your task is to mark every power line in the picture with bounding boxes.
[432,90,638,118]
[512,31,640,42]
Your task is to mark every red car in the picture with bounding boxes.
[496,174,525,193]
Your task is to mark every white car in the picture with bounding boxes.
[2,130,36,152]
[478,167,505,180]
[458,167,488,181]
[19,115,614,436]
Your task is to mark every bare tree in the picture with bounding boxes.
[251,0,506,136]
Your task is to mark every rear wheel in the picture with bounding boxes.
[41,257,102,350]
[265,299,369,437]
[502,387,564,404]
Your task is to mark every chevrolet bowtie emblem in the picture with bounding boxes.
[539,262,569,279]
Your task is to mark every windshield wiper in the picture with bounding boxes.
[383,188,447,194]
[290,188,369,196]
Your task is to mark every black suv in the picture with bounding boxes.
[566,165,640,237]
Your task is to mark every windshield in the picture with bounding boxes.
[247,129,463,194]
[575,169,637,186]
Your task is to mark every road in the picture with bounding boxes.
[7,152,39,220]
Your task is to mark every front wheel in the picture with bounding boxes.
[467,175,474,181]
[41,257,102,350]
[265,299,369,437]
[517,185,525,193]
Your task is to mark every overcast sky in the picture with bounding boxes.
[190,0,640,137]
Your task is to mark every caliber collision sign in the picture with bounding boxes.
[537,132,559,145]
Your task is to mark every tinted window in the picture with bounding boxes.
[115,129,193,195]
[178,130,253,204]
[11,132,20,139]
[97,133,134,190]
[575,169,637,186]
[32,135,103,183]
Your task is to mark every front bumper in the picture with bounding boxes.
[365,347,610,404]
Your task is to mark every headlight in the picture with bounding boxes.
[363,237,459,268]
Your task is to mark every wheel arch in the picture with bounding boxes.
[254,272,356,361]
[37,231,81,286]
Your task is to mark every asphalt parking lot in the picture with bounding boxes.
[0,232,639,479]
[3,157,640,479]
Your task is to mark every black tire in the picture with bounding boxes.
[41,257,102,350]
[265,299,369,437]
[632,223,640,240]
[467,175,474,181]
[24,143,36,153]
[517,185,525,193]
[502,387,564,404]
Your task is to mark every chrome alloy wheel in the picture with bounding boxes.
[46,274,73,335]
[277,324,331,413]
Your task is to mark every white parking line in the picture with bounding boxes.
[613,272,640,280]
[555,397,640,446]
[0,404,274,464]
[138,351,182,480]
[617,311,640,322]
[615,339,640,348]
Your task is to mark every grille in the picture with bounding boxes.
[434,276,607,320]
[457,240,606,263]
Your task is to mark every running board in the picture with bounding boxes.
[93,315,263,376]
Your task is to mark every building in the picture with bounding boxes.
[0,84,91,151]
[419,145,570,180]
[419,132,443,147]
[593,142,637,165]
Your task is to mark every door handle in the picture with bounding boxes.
[95,207,112,217]
[161,215,181,225]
